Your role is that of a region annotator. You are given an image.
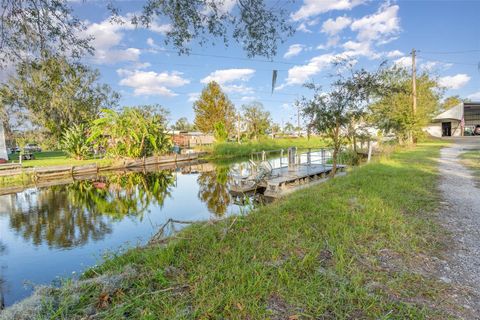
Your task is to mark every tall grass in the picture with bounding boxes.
[25,141,460,319]
[211,137,329,158]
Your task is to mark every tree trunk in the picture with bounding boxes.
[330,122,340,178]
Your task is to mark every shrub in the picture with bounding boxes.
[89,108,172,159]
[61,124,91,160]
[338,148,361,166]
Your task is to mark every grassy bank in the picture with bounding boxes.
[16,142,456,319]
[209,137,328,158]
[460,150,480,185]
[7,151,113,168]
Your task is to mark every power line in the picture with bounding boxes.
[416,54,479,66]
[419,49,480,55]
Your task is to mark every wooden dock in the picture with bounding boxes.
[229,147,346,198]
[229,163,345,197]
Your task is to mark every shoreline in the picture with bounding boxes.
[2,141,467,319]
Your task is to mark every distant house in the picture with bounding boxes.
[425,101,480,137]
[0,123,8,160]
[171,131,215,148]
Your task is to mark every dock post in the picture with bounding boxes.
[367,141,373,163]
[321,149,326,165]
[280,149,284,167]
[288,147,296,171]
[262,151,266,162]
[307,148,311,165]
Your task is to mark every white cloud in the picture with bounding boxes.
[241,96,256,102]
[283,53,337,86]
[317,36,341,50]
[117,69,190,96]
[201,68,255,94]
[420,60,453,72]
[386,50,403,58]
[188,92,200,102]
[438,74,471,90]
[292,0,365,21]
[321,16,352,36]
[201,68,255,85]
[83,14,170,64]
[467,91,480,100]
[284,44,305,59]
[297,22,313,33]
[394,56,411,68]
[342,40,378,58]
[350,4,401,43]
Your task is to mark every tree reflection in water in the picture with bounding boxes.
[197,166,232,216]
[0,240,5,309]
[7,171,174,249]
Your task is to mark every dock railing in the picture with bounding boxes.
[250,147,334,171]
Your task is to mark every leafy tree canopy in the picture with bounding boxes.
[172,117,195,131]
[0,0,92,67]
[369,66,442,143]
[241,102,271,140]
[441,95,463,112]
[193,81,236,134]
[299,63,386,174]
[89,106,172,159]
[118,0,294,58]
[0,56,119,141]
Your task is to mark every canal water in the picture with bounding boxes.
[0,161,255,307]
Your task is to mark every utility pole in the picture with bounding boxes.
[297,104,301,137]
[412,48,417,115]
[236,112,241,143]
[411,48,417,143]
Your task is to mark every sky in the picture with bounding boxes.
[68,0,480,126]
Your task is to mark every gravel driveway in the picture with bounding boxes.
[437,137,480,316]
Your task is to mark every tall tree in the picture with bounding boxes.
[441,95,463,112]
[172,117,194,131]
[369,67,441,143]
[299,65,385,175]
[0,56,119,141]
[241,102,271,140]
[193,81,236,134]
[0,0,92,67]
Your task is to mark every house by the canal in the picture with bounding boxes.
[172,131,215,148]
[425,101,480,137]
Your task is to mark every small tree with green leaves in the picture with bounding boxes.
[241,102,271,140]
[299,65,385,175]
[89,107,171,159]
[369,66,441,143]
[213,122,228,142]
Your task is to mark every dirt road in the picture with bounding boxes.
[437,137,480,316]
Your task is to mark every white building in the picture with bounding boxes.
[0,123,7,160]
[425,102,480,137]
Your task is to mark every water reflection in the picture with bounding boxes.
[197,166,231,216]
[6,171,174,249]
[0,241,5,310]
[0,161,256,306]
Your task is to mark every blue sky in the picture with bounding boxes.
[70,0,480,126]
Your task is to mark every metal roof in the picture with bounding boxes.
[433,103,463,121]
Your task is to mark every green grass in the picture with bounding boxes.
[460,149,480,185]
[209,137,328,159]
[36,142,455,319]
[8,151,113,168]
